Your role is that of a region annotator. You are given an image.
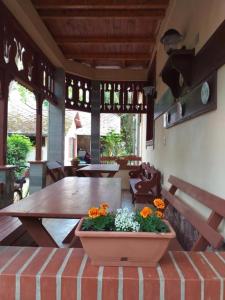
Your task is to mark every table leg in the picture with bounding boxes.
[19,217,59,247]
[69,235,83,248]
[62,222,79,243]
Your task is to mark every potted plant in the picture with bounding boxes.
[75,199,176,267]
[71,157,80,167]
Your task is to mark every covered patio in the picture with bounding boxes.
[0,0,225,299]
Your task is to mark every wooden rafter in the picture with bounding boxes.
[55,36,155,44]
[65,53,150,60]
[38,9,165,19]
[32,0,169,10]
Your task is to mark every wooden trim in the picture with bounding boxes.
[35,94,43,161]
[33,0,169,10]
[65,53,150,61]
[39,9,165,19]
[192,19,225,87]
[0,71,10,165]
[55,36,155,44]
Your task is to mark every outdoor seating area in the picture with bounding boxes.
[0,0,225,299]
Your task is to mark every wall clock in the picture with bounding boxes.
[201,81,210,104]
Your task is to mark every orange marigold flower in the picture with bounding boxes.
[100,203,109,210]
[88,207,100,219]
[99,207,107,216]
[140,207,152,218]
[153,198,165,209]
[155,210,164,219]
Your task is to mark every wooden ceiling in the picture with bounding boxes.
[31,0,169,70]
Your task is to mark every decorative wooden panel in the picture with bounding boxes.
[65,74,91,112]
[100,81,148,113]
[65,73,148,113]
[0,2,56,104]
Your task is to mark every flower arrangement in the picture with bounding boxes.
[81,198,168,233]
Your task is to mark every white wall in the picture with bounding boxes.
[141,0,225,230]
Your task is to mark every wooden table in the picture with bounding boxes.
[0,177,121,247]
[77,164,119,177]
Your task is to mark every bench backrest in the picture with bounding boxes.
[101,155,142,165]
[100,156,116,164]
[162,175,225,251]
[46,161,66,183]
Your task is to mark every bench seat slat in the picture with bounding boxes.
[162,188,224,249]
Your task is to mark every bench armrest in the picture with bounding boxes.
[134,177,157,193]
[129,169,142,178]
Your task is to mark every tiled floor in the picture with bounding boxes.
[43,189,133,247]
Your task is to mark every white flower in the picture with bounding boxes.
[115,208,140,232]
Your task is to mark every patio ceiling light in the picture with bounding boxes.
[160,29,184,55]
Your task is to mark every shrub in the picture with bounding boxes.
[7,134,33,177]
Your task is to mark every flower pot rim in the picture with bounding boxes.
[75,218,176,239]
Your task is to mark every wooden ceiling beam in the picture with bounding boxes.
[56,36,155,44]
[65,53,150,60]
[38,9,165,19]
[32,0,169,10]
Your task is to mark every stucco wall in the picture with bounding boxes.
[141,0,225,230]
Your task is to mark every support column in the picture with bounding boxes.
[0,69,10,165]
[29,94,46,194]
[0,166,15,208]
[35,93,43,161]
[0,70,15,206]
[29,161,47,194]
[91,81,101,164]
[144,87,155,144]
[48,68,65,164]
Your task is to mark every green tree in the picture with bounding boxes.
[7,134,33,177]
[121,114,135,154]
[101,130,125,156]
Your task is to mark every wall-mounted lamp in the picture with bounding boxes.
[143,86,156,97]
[160,29,184,55]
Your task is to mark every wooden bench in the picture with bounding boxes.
[100,156,116,164]
[0,216,34,246]
[46,161,66,184]
[129,163,161,204]
[0,183,30,246]
[0,246,224,300]
[100,155,142,168]
[162,175,225,251]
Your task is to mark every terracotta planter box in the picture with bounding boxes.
[75,218,176,267]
